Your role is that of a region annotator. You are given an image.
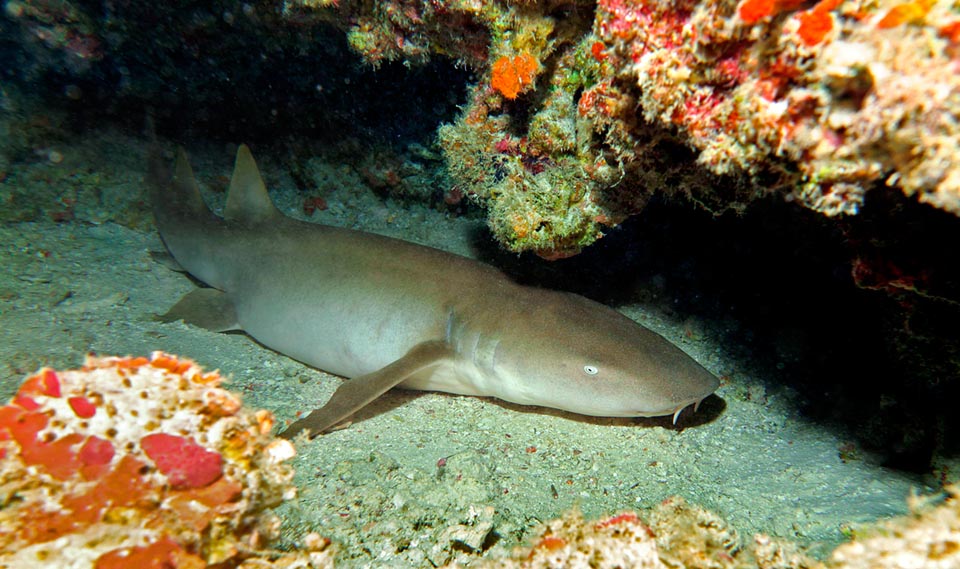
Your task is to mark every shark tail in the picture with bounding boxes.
[148,144,228,290]
[147,143,284,290]
[148,145,215,233]
[148,143,282,232]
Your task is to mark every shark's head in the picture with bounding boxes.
[486,290,719,423]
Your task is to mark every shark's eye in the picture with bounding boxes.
[583,365,599,375]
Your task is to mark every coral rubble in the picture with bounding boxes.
[455,496,822,569]
[455,490,960,568]
[830,487,960,569]
[456,510,667,568]
[0,352,332,568]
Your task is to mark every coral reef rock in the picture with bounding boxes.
[830,487,960,569]
[0,352,332,568]
[288,0,960,257]
[455,497,821,569]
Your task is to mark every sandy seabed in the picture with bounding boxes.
[0,132,924,567]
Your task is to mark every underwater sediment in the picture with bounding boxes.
[4,356,960,567]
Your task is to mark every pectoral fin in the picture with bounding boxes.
[148,250,184,272]
[158,288,240,332]
[281,340,455,440]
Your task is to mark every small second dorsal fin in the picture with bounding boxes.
[224,144,282,224]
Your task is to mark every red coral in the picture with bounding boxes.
[595,512,640,529]
[795,9,831,45]
[79,436,115,480]
[739,0,777,23]
[12,395,40,411]
[6,448,157,544]
[5,407,48,449]
[19,369,61,398]
[712,48,749,87]
[795,0,841,46]
[591,41,608,61]
[738,0,813,23]
[578,80,620,118]
[141,433,223,489]
[0,405,85,480]
[68,395,96,418]
[757,56,803,100]
[168,476,244,532]
[0,401,115,481]
[30,433,86,480]
[940,21,960,43]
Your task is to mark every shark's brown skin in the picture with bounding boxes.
[149,145,719,439]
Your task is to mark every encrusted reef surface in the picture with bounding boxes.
[460,489,960,568]
[285,0,960,258]
[0,353,332,568]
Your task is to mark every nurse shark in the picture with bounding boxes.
[148,145,719,439]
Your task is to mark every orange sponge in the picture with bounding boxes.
[491,53,538,99]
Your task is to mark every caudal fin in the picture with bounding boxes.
[148,145,211,223]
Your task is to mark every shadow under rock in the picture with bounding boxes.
[467,191,960,476]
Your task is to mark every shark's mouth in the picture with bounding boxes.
[670,398,706,424]
[633,397,707,424]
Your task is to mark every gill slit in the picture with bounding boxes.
[490,338,501,373]
[444,308,455,345]
[471,330,482,367]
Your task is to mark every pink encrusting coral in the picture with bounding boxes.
[590,0,960,218]
[0,352,333,568]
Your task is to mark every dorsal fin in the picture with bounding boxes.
[224,144,281,223]
[166,147,207,216]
